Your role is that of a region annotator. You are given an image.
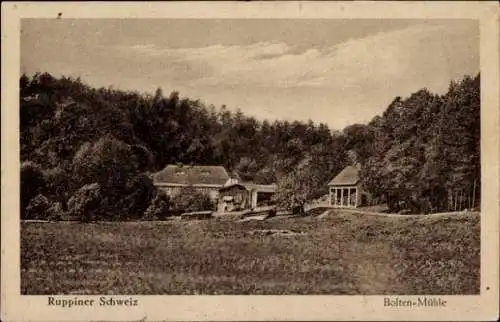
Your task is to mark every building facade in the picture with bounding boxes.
[328,164,371,208]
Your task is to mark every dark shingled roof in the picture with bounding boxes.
[328,165,361,186]
[153,164,230,186]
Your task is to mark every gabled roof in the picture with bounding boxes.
[328,165,361,186]
[153,164,230,186]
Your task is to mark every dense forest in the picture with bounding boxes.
[20,72,480,220]
[360,75,481,213]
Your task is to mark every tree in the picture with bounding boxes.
[25,194,50,220]
[20,161,46,218]
[342,123,374,164]
[235,157,260,182]
[272,156,320,215]
[439,75,481,207]
[72,135,136,190]
[67,183,102,222]
[361,74,480,214]
[117,173,156,219]
[43,166,70,204]
[71,135,146,219]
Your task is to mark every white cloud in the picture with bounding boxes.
[122,41,292,62]
[109,22,477,129]
[27,22,477,130]
[117,22,477,98]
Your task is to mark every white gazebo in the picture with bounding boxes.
[328,164,366,208]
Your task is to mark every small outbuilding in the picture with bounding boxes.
[218,183,277,212]
[328,164,371,208]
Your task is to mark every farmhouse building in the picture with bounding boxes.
[218,183,277,212]
[328,164,371,208]
[152,164,232,200]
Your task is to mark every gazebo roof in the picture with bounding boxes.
[328,165,360,186]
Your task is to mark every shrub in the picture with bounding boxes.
[117,173,156,220]
[25,194,50,220]
[67,183,102,222]
[143,193,171,220]
[43,166,70,203]
[189,193,215,212]
[171,188,215,212]
[21,161,46,219]
[47,202,63,221]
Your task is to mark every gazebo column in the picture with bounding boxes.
[337,188,339,207]
[348,187,353,208]
[340,188,344,208]
[251,190,258,208]
[355,187,359,208]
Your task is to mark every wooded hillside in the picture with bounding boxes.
[359,75,481,213]
[19,72,480,220]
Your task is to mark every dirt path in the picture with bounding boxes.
[308,206,474,218]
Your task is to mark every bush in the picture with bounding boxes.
[189,193,215,212]
[116,173,156,220]
[25,194,50,220]
[47,202,63,221]
[67,183,102,222]
[43,166,70,203]
[143,193,171,220]
[21,161,46,219]
[171,189,215,212]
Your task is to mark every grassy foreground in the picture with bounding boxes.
[21,211,480,295]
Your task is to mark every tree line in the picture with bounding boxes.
[358,74,481,213]
[19,72,480,220]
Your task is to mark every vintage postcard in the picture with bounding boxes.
[1,1,499,321]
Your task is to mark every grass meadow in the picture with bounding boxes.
[21,211,480,295]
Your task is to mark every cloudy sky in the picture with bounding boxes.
[21,19,479,130]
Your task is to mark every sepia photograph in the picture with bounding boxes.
[2,1,499,321]
[19,17,482,295]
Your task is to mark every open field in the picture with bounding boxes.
[21,211,480,295]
